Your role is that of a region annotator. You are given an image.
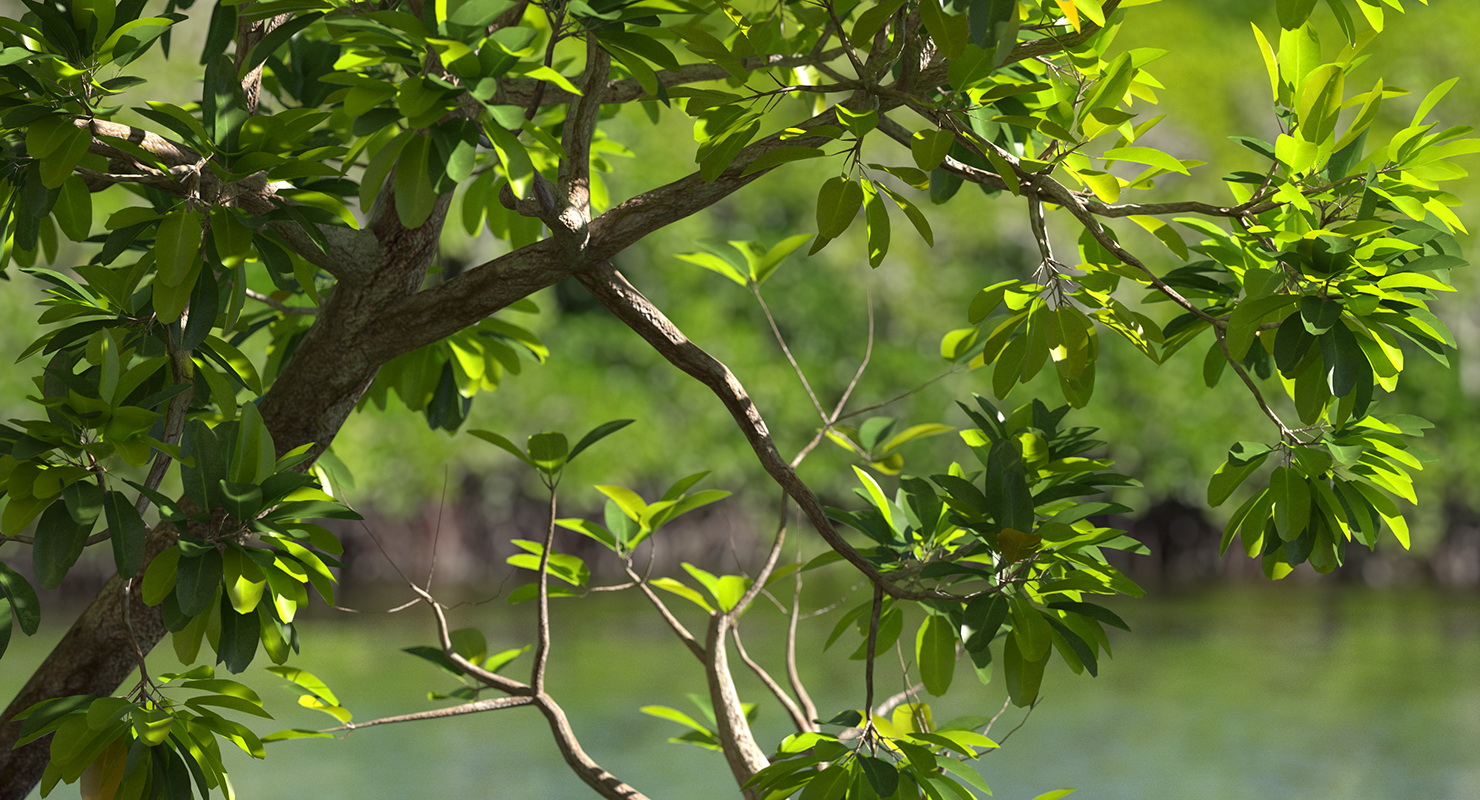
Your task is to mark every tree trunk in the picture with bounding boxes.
[0,533,171,799]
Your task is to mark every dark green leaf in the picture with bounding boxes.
[0,562,41,635]
[175,547,223,617]
[859,756,900,797]
[32,500,90,589]
[103,490,147,576]
[815,176,863,240]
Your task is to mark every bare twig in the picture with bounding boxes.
[730,626,810,733]
[410,583,530,695]
[785,565,820,729]
[862,583,884,732]
[531,489,558,692]
[319,696,536,734]
[754,285,828,423]
[245,288,318,316]
[624,563,704,660]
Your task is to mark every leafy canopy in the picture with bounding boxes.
[0,0,1471,798]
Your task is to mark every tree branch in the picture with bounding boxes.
[76,118,378,282]
[533,695,652,800]
[321,696,536,733]
[624,563,704,661]
[531,490,557,692]
[575,261,957,603]
[730,626,810,734]
[705,614,770,798]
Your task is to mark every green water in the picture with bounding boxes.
[5,586,1479,799]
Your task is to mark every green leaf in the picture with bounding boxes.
[650,577,713,612]
[911,129,956,171]
[858,755,900,797]
[677,250,748,286]
[32,500,90,590]
[175,547,223,617]
[1003,631,1046,707]
[864,185,891,268]
[0,563,41,635]
[754,234,812,285]
[1277,0,1318,29]
[815,176,864,240]
[266,665,341,706]
[527,431,569,476]
[713,574,749,612]
[395,134,439,228]
[568,419,634,463]
[52,176,92,242]
[1102,146,1190,175]
[38,126,89,189]
[230,403,277,486]
[1269,466,1311,541]
[1208,452,1269,507]
[103,490,147,576]
[1226,294,1298,360]
[595,484,647,522]
[1009,595,1050,661]
[468,429,534,467]
[879,184,935,246]
[916,613,957,696]
[154,209,202,288]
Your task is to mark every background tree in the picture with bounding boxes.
[0,0,1472,797]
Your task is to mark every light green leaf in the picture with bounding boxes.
[650,577,713,612]
[595,484,647,522]
[1102,146,1190,175]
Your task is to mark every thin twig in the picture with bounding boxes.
[532,489,558,692]
[625,562,704,660]
[245,288,318,315]
[862,582,884,729]
[754,285,827,423]
[730,626,809,733]
[318,696,536,734]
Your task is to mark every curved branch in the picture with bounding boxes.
[533,695,652,800]
[575,261,957,603]
[731,626,810,734]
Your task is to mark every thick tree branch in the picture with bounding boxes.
[234,10,294,114]
[705,614,770,798]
